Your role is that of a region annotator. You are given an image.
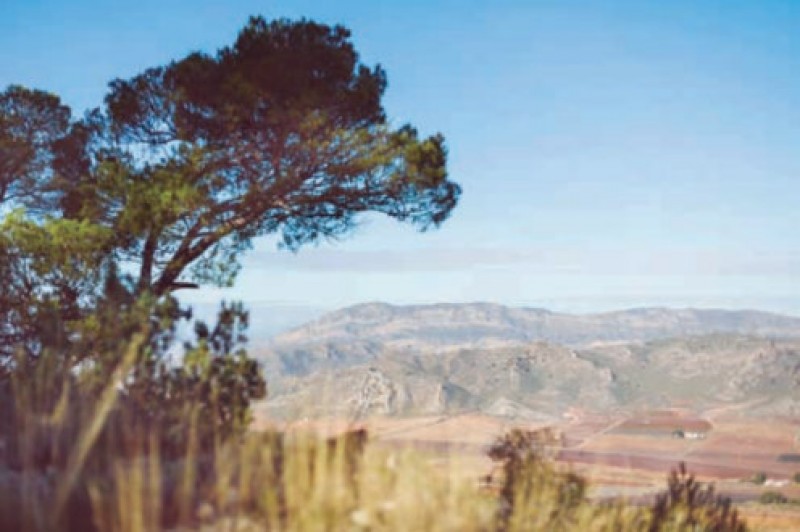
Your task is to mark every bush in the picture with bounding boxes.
[1,294,266,468]
[124,300,266,458]
[751,471,767,485]
[759,491,788,504]
[649,462,747,532]
[487,428,587,530]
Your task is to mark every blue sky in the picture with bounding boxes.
[3,0,800,316]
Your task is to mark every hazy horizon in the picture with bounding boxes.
[188,297,800,343]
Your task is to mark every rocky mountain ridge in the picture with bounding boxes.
[271,302,800,349]
[255,303,800,419]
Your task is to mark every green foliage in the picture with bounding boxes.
[751,471,767,485]
[0,14,463,531]
[0,85,70,208]
[126,300,266,457]
[48,15,460,298]
[0,212,114,363]
[793,472,800,484]
[1,15,459,360]
[1,15,456,449]
[0,260,265,473]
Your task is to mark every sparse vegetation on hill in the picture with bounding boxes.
[259,321,800,418]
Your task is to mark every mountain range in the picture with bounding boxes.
[254,303,800,420]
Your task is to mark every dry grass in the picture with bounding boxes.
[0,343,763,531]
[2,406,757,531]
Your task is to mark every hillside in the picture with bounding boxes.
[256,304,800,419]
[270,302,800,349]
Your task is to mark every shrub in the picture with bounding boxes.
[124,300,266,458]
[487,428,587,530]
[759,491,788,504]
[1,295,266,468]
[649,462,747,532]
[0,291,266,530]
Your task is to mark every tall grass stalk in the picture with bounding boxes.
[53,331,147,523]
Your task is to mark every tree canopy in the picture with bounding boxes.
[0,15,460,444]
[43,16,459,299]
[0,86,70,206]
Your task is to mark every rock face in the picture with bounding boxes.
[255,303,800,419]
